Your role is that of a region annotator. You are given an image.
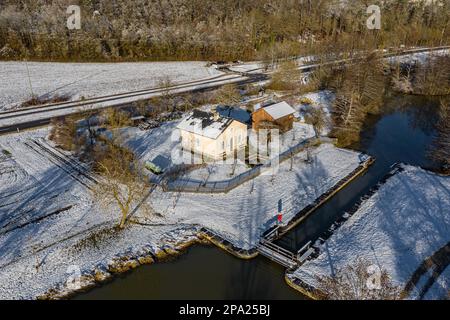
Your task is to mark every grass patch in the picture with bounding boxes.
[72,225,122,252]
[20,94,71,108]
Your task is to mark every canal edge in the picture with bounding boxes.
[284,273,320,300]
[36,229,209,300]
[278,156,375,237]
[198,228,259,260]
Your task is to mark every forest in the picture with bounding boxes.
[0,0,449,62]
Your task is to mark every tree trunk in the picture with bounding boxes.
[119,209,128,229]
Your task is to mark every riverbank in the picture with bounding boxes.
[287,165,450,300]
[38,226,209,300]
[39,151,374,300]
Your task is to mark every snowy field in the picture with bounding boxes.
[0,128,200,299]
[0,61,222,111]
[423,266,450,300]
[289,165,450,300]
[295,90,335,115]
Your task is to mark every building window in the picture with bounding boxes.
[222,141,225,150]
[196,138,200,147]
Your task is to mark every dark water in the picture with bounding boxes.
[74,245,303,300]
[276,95,440,251]
[75,94,440,300]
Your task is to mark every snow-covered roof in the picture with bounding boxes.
[177,109,234,139]
[260,101,295,120]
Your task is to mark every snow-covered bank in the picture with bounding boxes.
[288,165,450,300]
[0,125,364,299]
[0,61,222,111]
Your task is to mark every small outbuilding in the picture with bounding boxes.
[252,101,296,133]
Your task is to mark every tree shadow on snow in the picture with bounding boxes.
[0,163,88,270]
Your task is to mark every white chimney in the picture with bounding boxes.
[211,106,220,121]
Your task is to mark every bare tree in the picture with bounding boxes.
[155,75,177,112]
[414,54,450,96]
[268,60,302,91]
[93,138,150,229]
[392,54,450,96]
[134,100,149,117]
[215,84,241,106]
[331,52,386,146]
[102,108,132,129]
[49,116,78,151]
[390,58,415,94]
[315,259,401,300]
[429,98,450,173]
[304,107,326,138]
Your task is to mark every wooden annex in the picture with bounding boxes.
[252,101,296,133]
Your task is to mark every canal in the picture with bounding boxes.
[75,94,440,300]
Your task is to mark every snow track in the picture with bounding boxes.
[0,132,92,238]
[23,139,98,189]
[0,149,29,189]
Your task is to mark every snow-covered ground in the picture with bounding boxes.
[0,61,222,111]
[148,143,364,249]
[293,90,335,136]
[289,165,450,300]
[228,62,264,74]
[0,125,363,298]
[121,122,180,165]
[278,121,316,150]
[423,266,450,300]
[0,128,201,299]
[296,90,335,115]
[387,48,449,65]
[184,163,250,181]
